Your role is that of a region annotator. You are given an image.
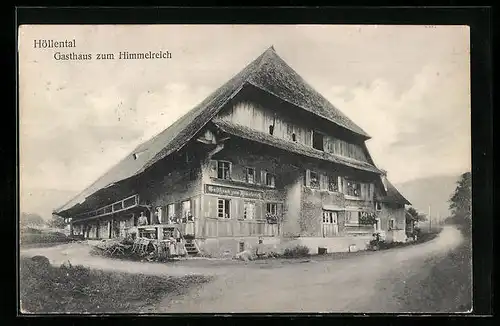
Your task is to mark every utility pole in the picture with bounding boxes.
[428,205,432,232]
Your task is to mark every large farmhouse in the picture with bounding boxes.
[54,46,411,256]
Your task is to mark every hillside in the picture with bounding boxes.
[20,188,78,221]
[394,174,461,223]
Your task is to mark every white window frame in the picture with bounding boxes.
[389,218,396,230]
[218,198,231,219]
[266,203,278,215]
[217,161,231,180]
[346,180,362,197]
[322,211,338,224]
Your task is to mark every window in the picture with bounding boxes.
[246,167,255,184]
[218,199,230,219]
[322,211,338,224]
[266,203,277,215]
[217,161,231,179]
[167,204,175,224]
[346,180,362,197]
[264,172,276,187]
[389,218,395,229]
[312,131,324,151]
[244,201,255,220]
[269,125,274,135]
[310,171,320,189]
[292,133,297,142]
[328,175,339,192]
[375,201,382,211]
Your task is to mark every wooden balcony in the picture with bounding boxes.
[73,194,139,221]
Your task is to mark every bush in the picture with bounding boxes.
[19,256,212,313]
[282,245,310,258]
[20,231,70,245]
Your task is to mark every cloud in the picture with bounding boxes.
[20,78,212,191]
[18,24,470,196]
[324,60,470,184]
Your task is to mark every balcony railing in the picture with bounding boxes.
[74,194,139,220]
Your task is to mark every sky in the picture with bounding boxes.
[19,25,471,216]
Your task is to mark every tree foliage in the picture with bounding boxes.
[46,215,68,229]
[406,207,427,222]
[447,172,472,234]
[20,212,45,227]
[449,172,472,220]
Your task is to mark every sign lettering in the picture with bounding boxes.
[205,184,262,200]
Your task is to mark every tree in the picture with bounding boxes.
[46,215,67,229]
[20,212,45,227]
[406,207,427,223]
[448,172,472,233]
[449,172,472,219]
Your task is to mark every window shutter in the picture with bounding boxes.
[209,160,217,178]
[320,174,328,190]
[255,169,261,184]
[305,169,311,187]
[255,202,262,220]
[261,170,266,185]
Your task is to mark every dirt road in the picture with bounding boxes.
[161,226,465,313]
[20,226,466,313]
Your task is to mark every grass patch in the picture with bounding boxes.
[20,230,73,246]
[397,241,472,312]
[19,256,212,314]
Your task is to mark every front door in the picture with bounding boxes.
[322,211,339,237]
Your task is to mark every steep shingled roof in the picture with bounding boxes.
[54,46,371,215]
[376,178,411,205]
[212,119,380,174]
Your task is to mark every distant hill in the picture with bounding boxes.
[20,188,78,221]
[394,174,461,224]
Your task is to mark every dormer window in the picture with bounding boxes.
[132,150,146,160]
